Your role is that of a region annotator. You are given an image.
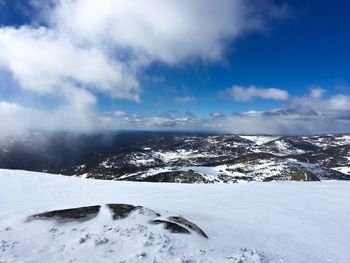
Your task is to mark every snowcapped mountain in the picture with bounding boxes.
[1,134,350,262]
[0,131,349,183]
[1,169,350,263]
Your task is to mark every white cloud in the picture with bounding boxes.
[309,87,326,99]
[1,84,350,136]
[0,0,290,136]
[226,85,289,102]
[0,26,140,100]
[0,89,98,137]
[172,96,197,104]
[287,90,350,114]
[0,0,288,100]
[49,87,98,130]
[221,111,350,135]
[210,112,224,118]
[50,0,288,64]
[100,90,350,135]
[221,90,350,134]
[113,111,127,117]
[327,95,350,111]
[0,102,39,137]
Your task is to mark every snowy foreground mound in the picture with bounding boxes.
[1,170,350,263]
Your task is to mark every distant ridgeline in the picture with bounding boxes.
[0,131,349,183]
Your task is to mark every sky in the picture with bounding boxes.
[0,0,349,136]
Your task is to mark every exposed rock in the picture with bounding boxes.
[27,203,209,238]
[30,205,100,221]
[149,220,191,234]
[106,204,161,219]
[128,170,214,184]
[135,206,161,217]
[168,216,208,238]
[106,204,137,219]
[94,238,109,246]
[292,170,321,181]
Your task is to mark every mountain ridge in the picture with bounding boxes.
[1,131,349,183]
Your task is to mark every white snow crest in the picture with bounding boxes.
[1,169,350,262]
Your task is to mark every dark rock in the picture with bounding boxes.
[30,205,100,221]
[292,170,321,181]
[149,220,190,234]
[106,203,161,219]
[94,238,109,246]
[135,206,161,217]
[168,216,208,238]
[128,170,215,184]
[106,204,137,219]
[79,234,91,244]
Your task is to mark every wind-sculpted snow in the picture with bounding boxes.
[1,169,350,262]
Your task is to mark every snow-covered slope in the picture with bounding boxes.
[239,135,280,145]
[1,132,350,183]
[1,169,350,263]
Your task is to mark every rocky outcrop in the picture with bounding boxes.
[168,216,208,238]
[28,203,208,238]
[30,205,101,221]
[292,170,321,181]
[107,203,161,219]
[149,220,191,234]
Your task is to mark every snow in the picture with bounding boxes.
[239,136,280,145]
[129,155,156,166]
[1,169,350,263]
[303,134,350,148]
[179,158,333,182]
[100,160,113,169]
[119,167,174,179]
[74,164,86,172]
[180,165,245,181]
[331,166,350,175]
[153,151,180,162]
[334,135,350,146]
[152,149,214,162]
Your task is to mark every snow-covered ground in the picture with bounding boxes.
[144,158,342,183]
[331,166,350,175]
[239,136,280,145]
[1,169,350,263]
[118,167,175,180]
[302,134,350,148]
[152,149,217,163]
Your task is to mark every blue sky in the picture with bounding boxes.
[99,0,350,117]
[0,0,349,135]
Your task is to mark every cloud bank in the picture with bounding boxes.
[1,87,350,136]
[10,1,348,135]
[100,88,350,135]
[226,85,289,102]
[0,0,289,136]
[172,96,197,104]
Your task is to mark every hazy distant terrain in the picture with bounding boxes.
[1,131,349,183]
